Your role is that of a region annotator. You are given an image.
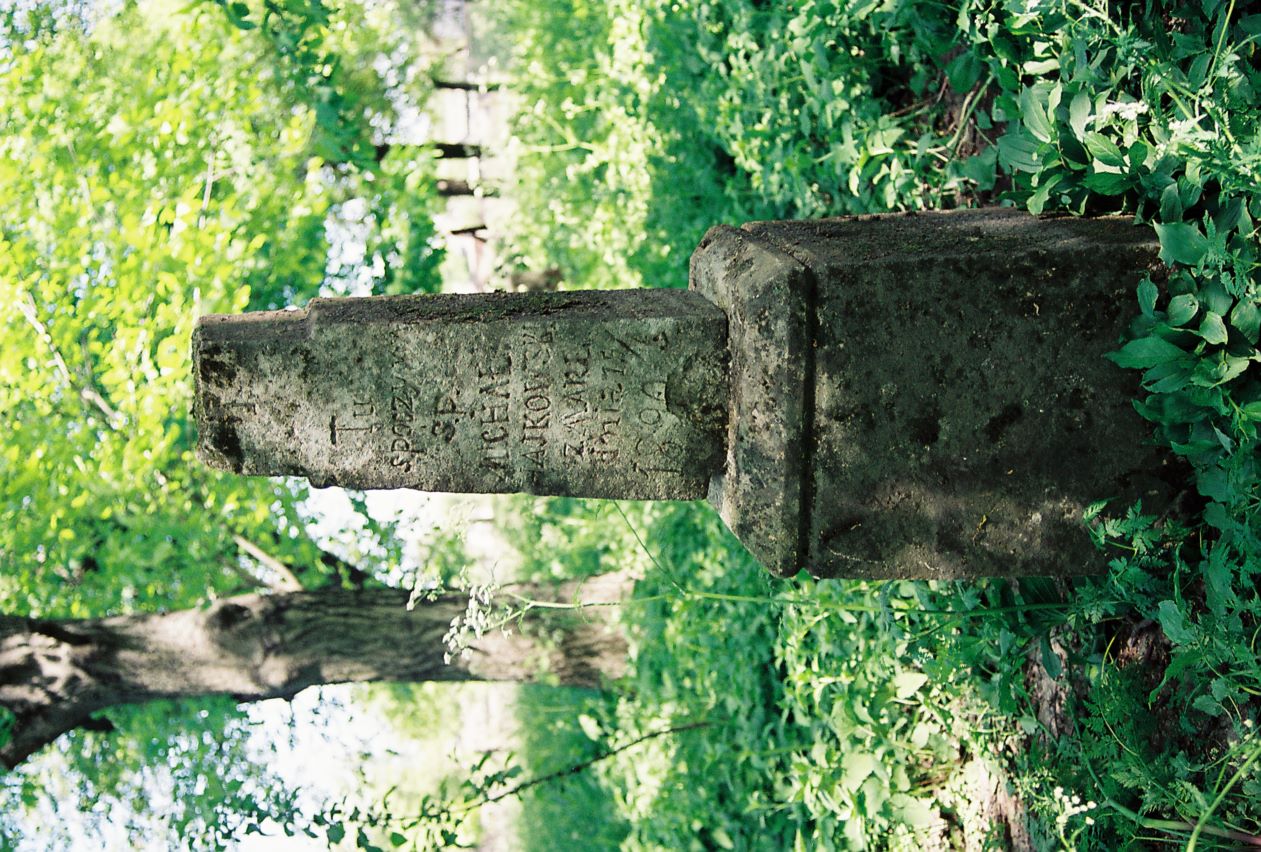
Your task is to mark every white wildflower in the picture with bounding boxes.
[1100,100,1149,121]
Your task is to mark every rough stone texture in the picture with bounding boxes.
[194,290,729,500]
[693,208,1182,579]
[690,225,813,574]
[195,210,1182,581]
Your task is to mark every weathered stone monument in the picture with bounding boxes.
[194,209,1179,579]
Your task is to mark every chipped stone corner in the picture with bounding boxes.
[691,224,815,577]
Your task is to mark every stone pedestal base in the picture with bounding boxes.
[693,208,1178,579]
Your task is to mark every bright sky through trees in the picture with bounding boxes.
[0,0,455,843]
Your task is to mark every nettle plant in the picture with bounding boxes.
[975,2,1261,523]
[959,0,1261,837]
[985,7,1260,592]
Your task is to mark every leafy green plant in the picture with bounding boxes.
[0,0,441,844]
[514,686,628,851]
[5,0,1260,847]
[490,0,1261,847]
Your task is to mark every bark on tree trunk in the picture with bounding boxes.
[0,576,630,769]
[372,142,484,163]
[437,178,497,197]
[432,142,483,159]
[432,79,501,93]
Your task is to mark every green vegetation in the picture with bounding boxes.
[3,0,1260,848]
[490,0,1261,848]
[514,685,628,850]
[0,0,441,844]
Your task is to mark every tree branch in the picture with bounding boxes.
[221,557,267,593]
[479,720,708,808]
[17,292,124,428]
[431,78,501,92]
[232,535,305,591]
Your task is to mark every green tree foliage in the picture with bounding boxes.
[0,0,443,843]
[4,0,1260,847]
[0,0,443,619]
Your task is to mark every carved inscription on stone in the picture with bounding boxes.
[194,290,729,501]
[387,381,422,471]
[520,329,552,471]
[359,324,697,496]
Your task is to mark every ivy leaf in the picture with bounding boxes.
[1154,222,1209,266]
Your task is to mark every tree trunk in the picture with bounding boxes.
[432,142,483,159]
[437,178,497,198]
[372,142,484,163]
[0,576,629,768]
[432,78,501,93]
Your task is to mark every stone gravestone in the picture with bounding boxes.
[194,209,1179,579]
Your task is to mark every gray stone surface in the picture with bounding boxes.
[689,225,813,575]
[194,290,729,500]
[194,209,1181,580]
[692,209,1181,579]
